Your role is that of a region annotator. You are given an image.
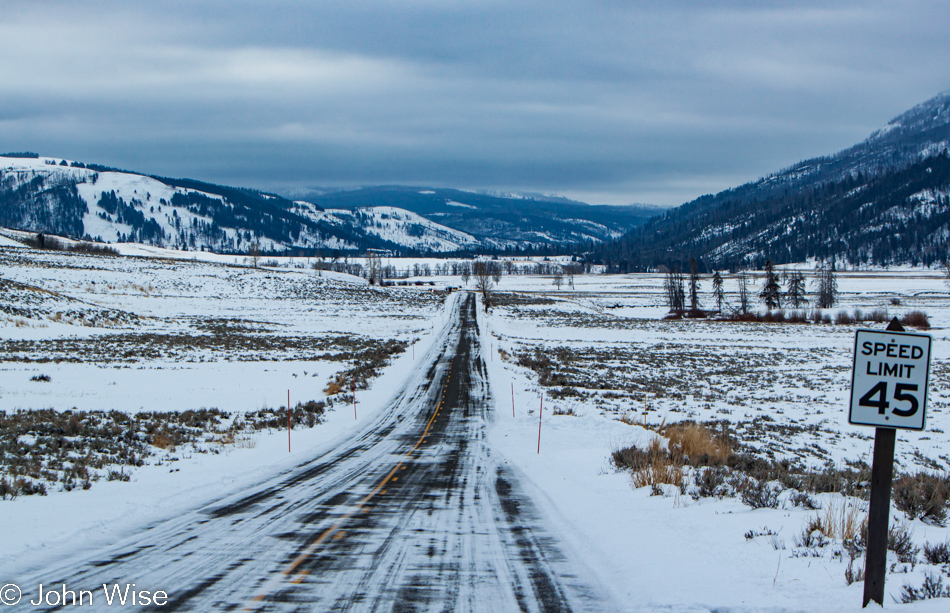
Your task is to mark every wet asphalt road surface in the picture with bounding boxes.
[12,293,615,612]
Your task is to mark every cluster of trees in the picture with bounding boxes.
[309,256,590,283]
[665,259,839,315]
[0,173,87,238]
[96,191,164,243]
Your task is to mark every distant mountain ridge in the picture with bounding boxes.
[0,157,659,255]
[595,91,950,271]
[294,186,661,248]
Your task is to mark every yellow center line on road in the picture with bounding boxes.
[242,355,457,610]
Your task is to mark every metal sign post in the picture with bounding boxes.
[850,319,932,607]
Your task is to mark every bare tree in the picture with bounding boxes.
[815,262,838,308]
[737,271,749,315]
[491,261,502,284]
[688,257,701,313]
[248,241,261,268]
[473,261,494,309]
[553,269,563,289]
[365,251,382,285]
[664,267,685,313]
[460,263,471,286]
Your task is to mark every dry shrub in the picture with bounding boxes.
[665,422,732,465]
[613,438,684,489]
[901,310,931,329]
[900,572,950,603]
[893,472,949,525]
[923,540,950,565]
[722,310,808,324]
[324,379,344,395]
[234,435,257,449]
[693,466,730,498]
[835,310,856,325]
[816,497,866,541]
[796,515,829,548]
[789,491,820,510]
[845,555,865,586]
[888,521,920,563]
[150,431,177,450]
[737,477,782,509]
[632,439,684,489]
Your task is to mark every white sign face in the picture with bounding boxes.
[850,329,932,430]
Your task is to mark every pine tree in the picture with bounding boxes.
[759,260,782,310]
[785,271,808,309]
[711,271,725,313]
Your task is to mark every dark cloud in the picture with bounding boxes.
[0,1,947,205]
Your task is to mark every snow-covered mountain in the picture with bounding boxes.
[0,156,657,254]
[289,203,491,252]
[295,185,659,248]
[595,91,950,271]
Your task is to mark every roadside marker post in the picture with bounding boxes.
[353,380,357,420]
[512,383,515,418]
[537,395,543,454]
[850,319,932,608]
[287,389,291,453]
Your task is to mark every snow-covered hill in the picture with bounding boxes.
[596,91,950,270]
[0,156,656,254]
[288,203,498,252]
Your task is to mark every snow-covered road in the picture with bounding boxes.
[9,293,614,612]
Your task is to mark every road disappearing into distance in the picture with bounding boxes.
[14,293,615,612]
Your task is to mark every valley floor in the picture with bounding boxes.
[1,245,949,611]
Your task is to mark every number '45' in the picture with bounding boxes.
[859,382,919,417]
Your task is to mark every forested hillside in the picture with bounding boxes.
[595,92,950,271]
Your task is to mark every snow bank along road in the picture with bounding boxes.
[11,293,615,612]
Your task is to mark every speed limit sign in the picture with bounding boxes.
[850,328,932,430]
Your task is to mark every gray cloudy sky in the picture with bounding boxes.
[1,1,947,205]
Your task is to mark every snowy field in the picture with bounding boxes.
[0,243,446,576]
[481,268,950,611]
[2,242,950,611]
